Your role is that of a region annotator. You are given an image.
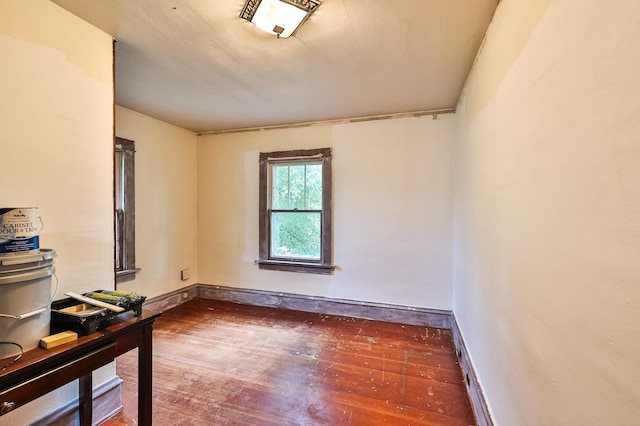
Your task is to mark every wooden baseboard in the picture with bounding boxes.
[28,375,122,426]
[196,284,452,329]
[143,283,199,312]
[143,283,452,328]
[451,314,494,426]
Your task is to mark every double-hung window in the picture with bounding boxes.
[258,148,333,274]
[115,137,137,283]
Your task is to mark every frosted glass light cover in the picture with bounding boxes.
[252,0,308,38]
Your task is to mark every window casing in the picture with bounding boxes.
[115,137,137,283]
[258,148,333,274]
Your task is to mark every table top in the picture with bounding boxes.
[0,309,161,387]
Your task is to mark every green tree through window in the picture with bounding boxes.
[271,162,322,259]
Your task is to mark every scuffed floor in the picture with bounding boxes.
[102,298,475,426]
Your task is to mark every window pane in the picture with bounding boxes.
[115,150,124,210]
[306,164,322,210]
[271,163,323,210]
[271,212,321,260]
[289,165,306,209]
[272,165,289,209]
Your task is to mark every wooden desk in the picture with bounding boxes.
[0,309,161,425]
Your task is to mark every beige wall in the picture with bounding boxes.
[115,106,199,299]
[7,0,640,424]
[453,0,640,424]
[198,116,455,309]
[1,0,114,423]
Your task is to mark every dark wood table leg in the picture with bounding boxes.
[79,373,92,426]
[138,323,154,426]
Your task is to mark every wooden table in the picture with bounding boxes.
[0,309,161,425]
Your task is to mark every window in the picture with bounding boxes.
[115,137,137,283]
[258,148,334,274]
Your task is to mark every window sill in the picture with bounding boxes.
[116,268,141,284]
[256,260,334,275]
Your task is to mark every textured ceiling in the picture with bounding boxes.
[52,0,499,133]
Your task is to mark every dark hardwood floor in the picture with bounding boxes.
[101,298,475,425]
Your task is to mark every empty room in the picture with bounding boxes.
[1,0,639,425]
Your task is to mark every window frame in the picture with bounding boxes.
[258,148,334,274]
[114,136,137,283]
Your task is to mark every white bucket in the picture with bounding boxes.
[0,249,56,359]
[0,208,42,256]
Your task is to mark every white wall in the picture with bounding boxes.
[453,0,640,424]
[116,106,199,299]
[1,1,114,423]
[198,116,455,309]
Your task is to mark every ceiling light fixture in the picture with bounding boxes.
[240,0,321,38]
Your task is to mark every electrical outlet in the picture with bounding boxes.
[180,268,190,281]
[182,292,188,299]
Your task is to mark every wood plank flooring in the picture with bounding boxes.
[101,298,475,425]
